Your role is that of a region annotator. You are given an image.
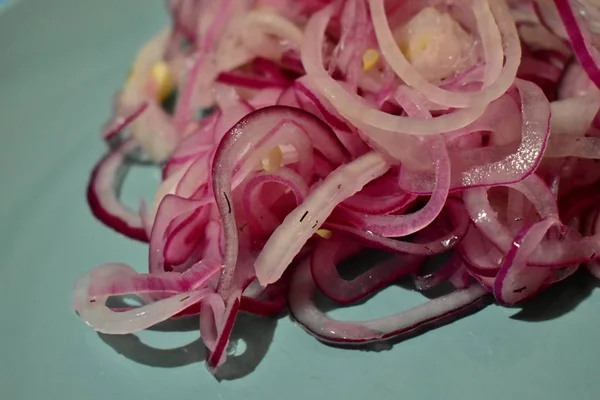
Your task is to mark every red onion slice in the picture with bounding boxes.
[400,80,550,192]
[289,258,489,344]
[553,0,600,88]
[344,139,450,237]
[255,151,389,286]
[207,292,242,369]
[533,0,569,40]
[72,261,221,334]
[493,218,558,305]
[327,199,469,256]
[148,194,207,273]
[102,101,148,142]
[86,140,148,242]
[311,239,423,304]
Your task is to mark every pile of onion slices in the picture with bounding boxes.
[73,0,600,373]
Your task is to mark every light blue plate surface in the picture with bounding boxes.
[1,1,600,399]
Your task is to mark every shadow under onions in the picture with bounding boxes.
[510,269,598,322]
[214,313,278,381]
[100,296,278,378]
[98,332,205,368]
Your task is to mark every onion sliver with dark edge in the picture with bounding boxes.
[72,260,221,334]
[553,0,600,88]
[343,138,450,237]
[86,140,148,242]
[289,258,490,344]
[398,80,551,193]
[492,218,558,305]
[310,239,424,304]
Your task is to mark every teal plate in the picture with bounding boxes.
[1,1,600,399]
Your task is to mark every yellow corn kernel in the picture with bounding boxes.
[261,146,283,173]
[362,49,380,71]
[400,34,431,62]
[315,229,332,239]
[151,61,176,102]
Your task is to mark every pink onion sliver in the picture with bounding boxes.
[340,172,417,215]
[168,112,220,163]
[80,260,221,299]
[245,168,309,204]
[289,258,489,343]
[533,0,569,40]
[448,262,473,290]
[242,169,308,234]
[148,194,208,274]
[546,135,600,159]
[255,151,389,286]
[86,140,147,242]
[340,191,416,215]
[277,86,301,107]
[463,174,559,253]
[549,95,600,137]
[458,225,505,273]
[199,293,226,352]
[558,59,600,99]
[345,139,450,237]
[76,288,213,335]
[348,193,418,215]
[216,71,289,89]
[175,150,213,198]
[493,218,558,305]
[553,0,600,88]
[173,0,234,128]
[152,161,193,221]
[139,199,153,239]
[294,77,353,131]
[327,200,468,256]
[401,80,551,192]
[394,86,433,119]
[207,290,242,369]
[250,88,285,109]
[102,102,148,142]
[311,240,423,304]
[168,0,201,44]
[163,204,212,267]
[463,175,600,266]
[72,261,221,334]
[130,102,179,163]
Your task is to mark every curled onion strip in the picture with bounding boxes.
[369,0,519,108]
[301,4,488,142]
[255,151,389,285]
[344,139,450,237]
[86,140,147,242]
[72,261,221,334]
[289,258,489,344]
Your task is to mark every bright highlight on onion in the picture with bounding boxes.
[73,0,600,374]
